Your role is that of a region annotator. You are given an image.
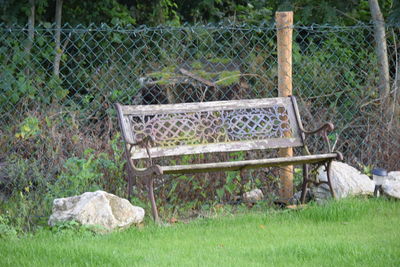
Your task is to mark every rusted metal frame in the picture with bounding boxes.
[300,164,309,203]
[123,140,162,222]
[115,103,162,222]
[127,138,163,177]
[117,99,341,220]
[289,96,310,155]
[126,142,162,223]
[115,103,135,197]
[129,136,162,223]
[304,123,333,153]
[290,96,334,153]
[309,161,327,185]
[124,144,135,198]
[325,160,336,199]
[136,137,161,223]
[147,177,161,224]
[299,158,339,203]
[300,161,326,203]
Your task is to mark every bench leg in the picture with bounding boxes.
[300,164,309,204]
[124,149,134,199]
[147,176,161,224]
[127,170,133,199]
[326,160,336,199]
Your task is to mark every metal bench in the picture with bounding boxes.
[115,96,342,222]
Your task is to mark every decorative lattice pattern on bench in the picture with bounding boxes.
[128,106,292,147]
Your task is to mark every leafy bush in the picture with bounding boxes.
[0,215,18,239]
[0,110,128,233]
[49,149,103,198]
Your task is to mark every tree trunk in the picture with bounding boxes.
[369,0,390,101]
[53,0,63,77]
[24,0,35,77]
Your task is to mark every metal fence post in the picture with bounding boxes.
[276,11,294,202]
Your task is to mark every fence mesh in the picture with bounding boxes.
[0,23,399,205]
[1,23,399,167]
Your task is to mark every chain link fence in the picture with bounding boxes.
[1,23,399,168]
[0,22,399,209]
[0,22,399,226]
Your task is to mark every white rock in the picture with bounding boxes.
[48,191,144,231]
[382,180,400,199]
[314,161,375,201]
[243,189,264,203]
[388,171,400,182]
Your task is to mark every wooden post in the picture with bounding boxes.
[276,11,293,202]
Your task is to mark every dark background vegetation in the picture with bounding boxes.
[0,0,399,233]
[1,0,400,26]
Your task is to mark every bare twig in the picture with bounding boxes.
[179,68,215,87]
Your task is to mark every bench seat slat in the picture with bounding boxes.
[131,138,303,159]
[161,153,338,174]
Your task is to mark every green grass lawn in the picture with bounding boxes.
[1,198,399,266]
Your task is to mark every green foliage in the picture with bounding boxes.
[1,0,398,234]
[208,57,231,64]
[50,149,103,198]
[292,28,378,130]
[159,0,181,26]
[50,220,105,236]
[0,112,128,233]
[177,0,273,24]
[0,215,18,239]
[1,188,43,234]
[5,0,397,28]
[52,220,80,232]
[147,63,240,87]
[97,134,127,196]
[148,66,176,84]
[0,32,70,116]
[293,167,303,189]
[215,70,240,86]
[358,163,373,177]
[191,61,204,69]
[15,116,41,139]
[50,134,127,198]
[388,0,400,23]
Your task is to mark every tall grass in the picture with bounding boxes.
[1,198,399,266]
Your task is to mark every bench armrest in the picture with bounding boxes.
[290,96,335,153]
[300,122,334,136]
[125,135,163,176]
[299,122,334,153]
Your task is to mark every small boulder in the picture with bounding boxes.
[382,179,400,200]
[243,189,264,203]
[313,161,375,203]
[388,171,400,182]
[48,191,144,231]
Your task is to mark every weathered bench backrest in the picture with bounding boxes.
[116,97,304,160]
